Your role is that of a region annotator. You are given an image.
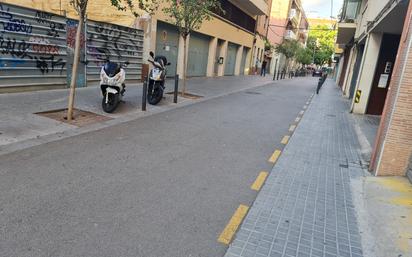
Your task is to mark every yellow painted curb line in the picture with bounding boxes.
[251,171,269,191]
[299,110,304,115]
[281,135,290,145]
[295,117,301,123]
[218,204,249,245]
[289,125,296,132]
[268,150,281,163]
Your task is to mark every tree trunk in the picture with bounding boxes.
[67,16,84,121]
[182,35,188,96]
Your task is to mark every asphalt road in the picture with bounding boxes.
[0,77,316,257]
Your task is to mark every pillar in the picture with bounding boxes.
[351,33,383,114]
[217,40,228,77]
[234,46,244,75]
[207,37,218,77]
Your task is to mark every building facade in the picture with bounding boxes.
[335,0,412,177]
[0,0,269,92]
[266,0,308,75]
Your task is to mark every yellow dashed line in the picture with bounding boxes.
[281,135,290,144]
[303,105,307,109]
[289,125,296,132]
[295,117,301,123]
[268,149,281,163]
[251,171,269,191]
[299,110,304,115]
[218,204,249,245]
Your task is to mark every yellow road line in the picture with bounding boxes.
[299,110,304,115]
[295,117,301,122]
[268,149,281,163]
[281,135,290,144]
[289,125,296,132]
[251,171,269,191]
[303,105,307,109]
[218,204,249,245]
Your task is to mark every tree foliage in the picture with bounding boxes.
[296,47,312,65]
[110,0,160,16]
[275,39,300,59]
[307,25,336,65]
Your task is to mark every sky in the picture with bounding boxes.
[302,0,344,19]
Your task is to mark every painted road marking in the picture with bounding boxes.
[281,135,290,144]
[306,101,309,105]
[295,117,301,123]
[251,171,269,191]
[268,150,281,163]
[299,110,304,115]
[289,125,296,132]
[303,105,307,109]
[218,204,249,245]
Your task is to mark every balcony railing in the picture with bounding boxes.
[285,30,297,40]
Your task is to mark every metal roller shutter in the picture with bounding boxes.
[187,32,209,77]
[240,47,248,75]
[225,42,238,76]
[86,20,143,86]
[155,21,179,78]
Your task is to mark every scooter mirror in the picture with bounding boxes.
[167,62,171,66]
[149,51,154,58]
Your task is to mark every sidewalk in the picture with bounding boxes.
[0,75,275,154]
[224,79,412,257]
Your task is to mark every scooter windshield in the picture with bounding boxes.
[104,62,120,78]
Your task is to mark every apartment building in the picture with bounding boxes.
[335,0,412,177]
[267,0,308,75]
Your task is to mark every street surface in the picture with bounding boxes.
[0,77,315,257]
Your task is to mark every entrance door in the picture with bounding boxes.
[225,43,238,75]
[240,47,248,75]
[187,32,210,77]
[156,21,179,77]
[366,34,401,115]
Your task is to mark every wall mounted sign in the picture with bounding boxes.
[378,74,389,88]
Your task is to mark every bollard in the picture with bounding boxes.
[142,76,147,111]
[174,74,179,103]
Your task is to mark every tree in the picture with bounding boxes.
[163,0,221,96]
[306,25,336,66]
[66,0,159,121]
[296,46,312,66]
[275,39,300,71]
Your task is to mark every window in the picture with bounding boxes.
[213,0,256,33]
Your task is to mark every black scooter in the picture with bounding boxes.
[147,51,170,105]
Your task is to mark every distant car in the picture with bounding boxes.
[312,70,322,77]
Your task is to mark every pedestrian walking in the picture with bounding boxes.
[261,59,267,76]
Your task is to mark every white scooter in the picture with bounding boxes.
[100,61,126,113]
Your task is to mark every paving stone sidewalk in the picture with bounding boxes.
[225,80,366,257]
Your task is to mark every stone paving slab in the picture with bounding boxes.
[225,80,365,257]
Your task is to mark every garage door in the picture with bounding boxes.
[156,21,179,77]
[240,47,248,75]
[187,32,210,77]
[225,43,238,75]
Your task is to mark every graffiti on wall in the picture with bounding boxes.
[0,3,65,75]
[87,22,140,67]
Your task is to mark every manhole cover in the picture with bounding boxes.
[244,91,262,95]
[165,91,203,99]
[35,108,112,127]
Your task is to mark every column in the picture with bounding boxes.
[351,33,383,114]
[176,34,190,78]
[206,37,218,77]
[217,40,228,77]
[234,45,244,75]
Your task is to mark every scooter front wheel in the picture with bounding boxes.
[148,83,164,105]
[102,93,119,113]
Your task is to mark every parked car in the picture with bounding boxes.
[312,69,323,77]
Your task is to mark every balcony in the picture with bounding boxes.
[336,0,361,45]
[289,8,300,27]
[229,0,268,15]
[285,30,297,40]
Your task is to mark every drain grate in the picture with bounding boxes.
[244,91,262,95]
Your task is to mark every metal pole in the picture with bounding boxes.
[174,74,179,103]
[142,77,147,111]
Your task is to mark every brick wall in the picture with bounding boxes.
[370,0,412,176]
